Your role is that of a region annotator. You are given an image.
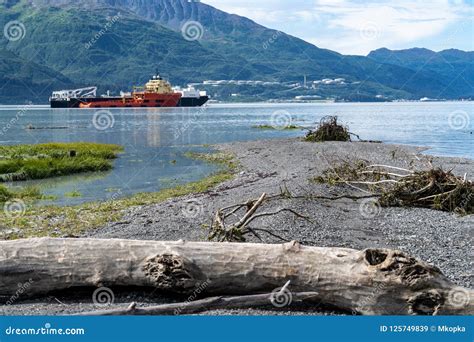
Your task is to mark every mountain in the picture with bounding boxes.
[368,48,474,98]
[0,49,73,104]
[0,0,472,103]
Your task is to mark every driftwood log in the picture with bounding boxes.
[0,238,472,315]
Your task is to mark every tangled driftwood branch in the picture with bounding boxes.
[316,161,473,215]
[208,192,311,242]
[305,116,350,142]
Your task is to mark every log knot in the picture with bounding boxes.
[364,249,443,288]
[408,290,443,315]
[143,254,203,293]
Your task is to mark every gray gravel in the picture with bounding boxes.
[2,138,473,315]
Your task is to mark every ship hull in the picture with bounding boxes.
[51,95,209,108]
[177,96,209,107]
[50,98,82,108]
[78,93,181,108]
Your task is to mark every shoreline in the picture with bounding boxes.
[1,99,473,111]
[1,99,472,107]
[1,138,473,315]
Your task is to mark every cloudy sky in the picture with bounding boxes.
[203,0,474,55]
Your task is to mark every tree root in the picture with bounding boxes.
[208,192,312,242]
[315,161,473,215]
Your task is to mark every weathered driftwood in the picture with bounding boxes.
[0,238,472,315]
[74,292,319,316]
[209,192,310,242]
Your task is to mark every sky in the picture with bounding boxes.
[203,0,474,55]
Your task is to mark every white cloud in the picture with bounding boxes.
[203,0,473,54]
[311,0,469,54]
[203,1,319,26]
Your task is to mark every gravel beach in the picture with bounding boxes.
[2,138,473,315]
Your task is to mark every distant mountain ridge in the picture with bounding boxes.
[0,0,472,103]
[368,47,474,98]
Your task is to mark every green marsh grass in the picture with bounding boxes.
[0,142,123,182]
[252,124,300,130]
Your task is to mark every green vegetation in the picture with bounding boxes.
[305,116,351,142]
[0,49,72,104]
[0,185,44,202]
[252,124,300,130]
[184,151,238,170]
[0,5,230,103]
[0,151,237,239]
[65,190,82,198]
[0,142,123,182]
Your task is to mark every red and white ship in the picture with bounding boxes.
[50,75,208,108]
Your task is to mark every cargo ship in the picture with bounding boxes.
[49,75,209,108]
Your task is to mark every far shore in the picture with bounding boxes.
[2,137,472,315]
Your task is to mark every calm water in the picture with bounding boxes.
[0,102,472,205]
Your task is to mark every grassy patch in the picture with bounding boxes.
[65,190,82,198]
[0,142,123,182]
[184,151,238,170]
[252,124,300,130]
[0,185,46,202]
[0,151,237,240]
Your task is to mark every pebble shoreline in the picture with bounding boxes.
[3,138,473,315]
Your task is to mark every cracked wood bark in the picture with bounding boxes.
[0,238,472,315]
